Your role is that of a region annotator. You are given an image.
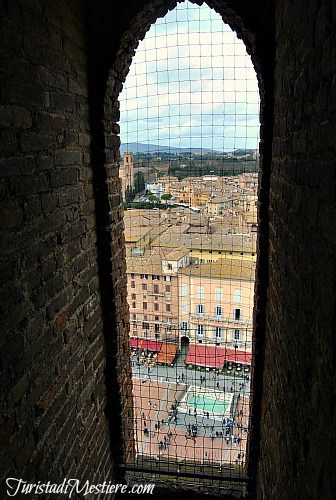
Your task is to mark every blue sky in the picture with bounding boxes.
[119,1,260,152]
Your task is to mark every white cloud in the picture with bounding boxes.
[119,1,260,150]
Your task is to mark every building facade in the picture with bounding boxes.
[178,259,255,350]
[126,248,190,343]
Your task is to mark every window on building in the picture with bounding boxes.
[154,284,159,294]
[154,303,159,311]
[154,316,159,321]
[132,302,136,308]
[141,283,147,291]
[132,314,136,320]
[215,288,222,301]
[215,326,223,338]
[181,322,188,332]
[233,329,242,342]
[197,286,204,299]
[141,274,148,279]
[143,302,147,310]
[155,324,160,333]
[131,294,136,299]
[152,275,160,280]
[196,304,204,315]
[165,285,171,292]
[181,301,187,311]
[234,308,242,320]
[234,289,242,303]
[215,306,222,317]
[196,324,205,336]
[167,263,173,270]
[131,281,135,288]
[165,276,171,282]
[180,284,188,296]
[143,322,149,330]
[166,304,171,312]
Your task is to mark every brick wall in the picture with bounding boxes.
[257,0,336,498]
[1,0,335,497]
[0,0,115,490]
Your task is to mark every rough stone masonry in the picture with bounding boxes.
[0,0,335,499]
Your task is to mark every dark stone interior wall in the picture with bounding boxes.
[1,0,335,498]
[257,0,336,498]
[0,0,114,491]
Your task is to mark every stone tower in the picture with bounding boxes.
[120,152,134,199]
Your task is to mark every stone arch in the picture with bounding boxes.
[98,0,274,487]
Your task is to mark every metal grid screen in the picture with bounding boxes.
[118,1,259,495]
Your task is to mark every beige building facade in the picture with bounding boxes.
[126,248,190,343]
[178,259,255,350]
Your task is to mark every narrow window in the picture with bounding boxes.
[196,324,205,336]
[234,308,242,320]
[119,0,260,490]
[215,306,222,317]
[233,329,242,342]
[181,322,188,332]
[234,289,242,303]
[196,304,204,316]
[215,326,223,338]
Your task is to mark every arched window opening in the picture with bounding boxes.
[117,0,260,493]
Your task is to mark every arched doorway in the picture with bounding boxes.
[180,335,190,355]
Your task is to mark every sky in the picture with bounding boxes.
[119,1,260,152]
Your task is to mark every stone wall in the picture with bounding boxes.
[1,0,335,498]
[257,0,336,498]
[0,0,115,491]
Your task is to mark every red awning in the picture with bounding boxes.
[184,344,252,369]
[224,348,252,365]
[184,344,226,370]
[129,338,163,352]
[156,343,178,365]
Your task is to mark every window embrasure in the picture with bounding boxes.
[116,0,260,495]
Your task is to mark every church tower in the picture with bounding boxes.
[119,152,134,200]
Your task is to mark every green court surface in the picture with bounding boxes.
[187,394,229,415]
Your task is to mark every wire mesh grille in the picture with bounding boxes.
[118,0,259,494]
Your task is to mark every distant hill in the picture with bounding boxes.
[120,142,219,154]
[232,148,255,156]
[120,142,256,156]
